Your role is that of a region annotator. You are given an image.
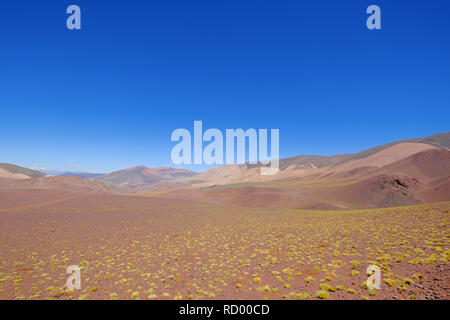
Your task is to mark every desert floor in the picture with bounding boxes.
[0,190,448,300]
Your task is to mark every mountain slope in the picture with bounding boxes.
[0,168,30,180]
[0,175,118,194]
[369,148,450,183]
[0,163,46,178]
[279,132,449,170]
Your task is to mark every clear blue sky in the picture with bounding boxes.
[1,0,449,173]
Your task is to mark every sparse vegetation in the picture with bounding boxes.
[0,196,448,300]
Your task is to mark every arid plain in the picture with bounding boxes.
[0,191,448,300]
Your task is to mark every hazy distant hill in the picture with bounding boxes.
[40,170,105,178]
[59,171,104,179]
[92,166,197,190]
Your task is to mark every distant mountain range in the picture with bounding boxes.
[91,166,198,192]
[0,171,117,194]
[1,131,449,209]
[137,132,450,209]
[40,170,104,178]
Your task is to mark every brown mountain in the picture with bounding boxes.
[140,132,450,210]
[279,131,450,170]
[0,163,117,194]
[2,132,448,209]
[92,165,197,191]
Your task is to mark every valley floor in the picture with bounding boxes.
[0,190,448,300]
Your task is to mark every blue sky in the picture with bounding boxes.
[1,0,449,173]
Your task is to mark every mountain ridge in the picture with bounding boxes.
[0,163,46,179]
[91,165,198,190]
[1,132,449,209]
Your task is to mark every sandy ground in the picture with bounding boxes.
[0,190,448,300]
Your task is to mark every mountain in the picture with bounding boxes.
[59,171,104,179]
[40,170,65,176]
[142,141,441,190]
[0,175,118,194]
[0,163,46,179]
[40,170,104,178]
[139,132,450,209]
[0,164,117,194]
[2,132,448,209]
[279,132,449,170]
[92,165,197,191]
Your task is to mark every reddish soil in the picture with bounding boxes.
[0,190,448,300]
